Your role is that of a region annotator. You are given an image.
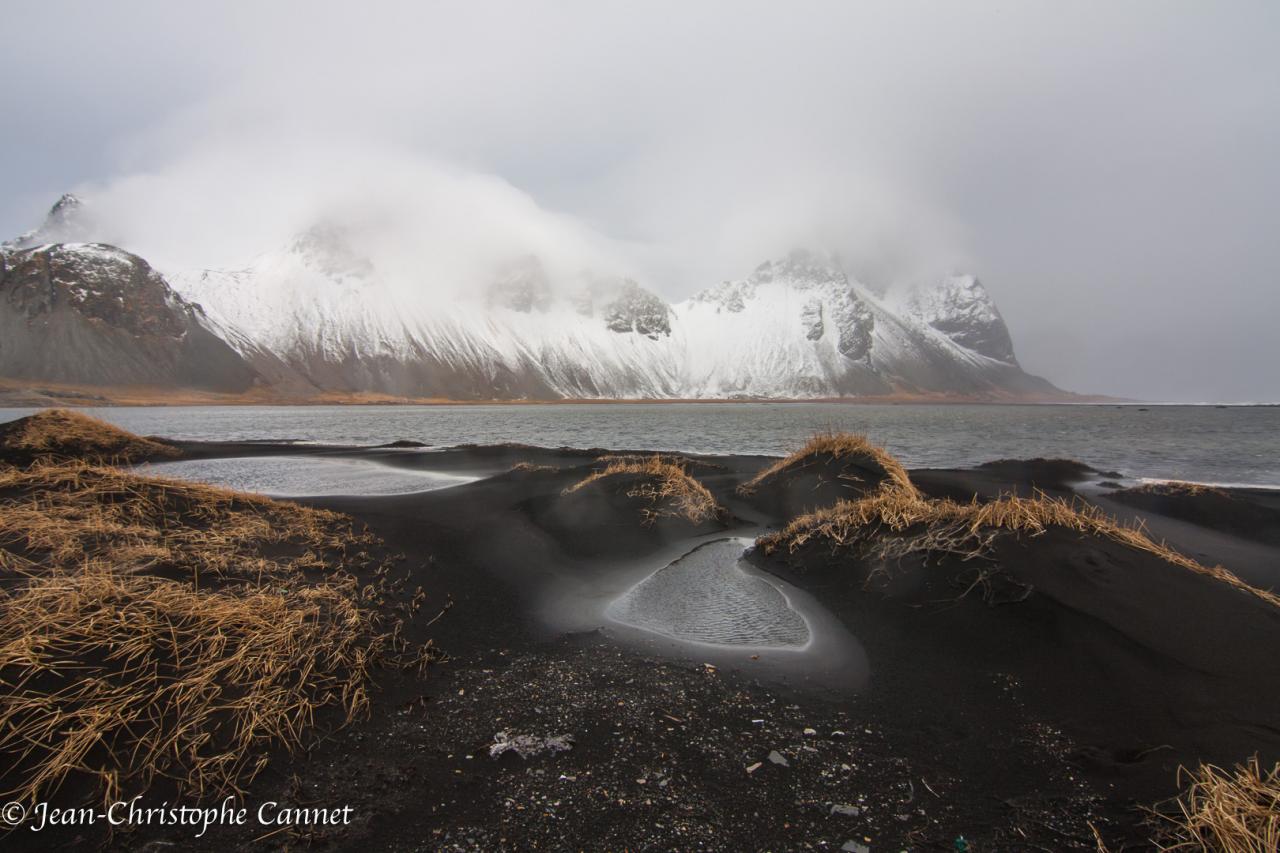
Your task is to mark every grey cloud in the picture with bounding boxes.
[2,0,1277,400]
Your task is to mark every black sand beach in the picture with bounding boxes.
[3,423,1279,851]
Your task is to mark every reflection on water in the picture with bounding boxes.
[138,455,476,497]
[607,538,811,649]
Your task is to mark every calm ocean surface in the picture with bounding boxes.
[2,403,1277,487]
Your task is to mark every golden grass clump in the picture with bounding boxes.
[0,561,383,806]
[0,460,414,808]
[1156,756,1280,852]
[0,409,179,464]
[565,457,723,525]
[510,461,558,473]
[0,460,374,584]
[1123,481,1231,499]
[738,431,917,498]
[759,489,1280,610]
[595,453,726,472]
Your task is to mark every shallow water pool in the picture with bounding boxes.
[138,455,477,497]
[606,538,812,649]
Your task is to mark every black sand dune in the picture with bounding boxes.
[758,520,1280,799]
[3,419,1278,851]
[1108,481,1280,546]
[910,457,1105,503]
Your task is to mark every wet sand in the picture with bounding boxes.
[13,438,1280,851]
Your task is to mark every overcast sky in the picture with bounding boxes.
[2,1,1277,401]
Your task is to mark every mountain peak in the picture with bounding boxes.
[748,249,846,288]
[5,193,92,250]
[894,273,1017,364]
[287,221,374,281]
[48,193,83,219]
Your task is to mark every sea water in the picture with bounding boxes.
[4,402,1278,487]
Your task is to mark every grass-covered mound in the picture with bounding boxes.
[563,456,726,526]
[737,432,917,517]
[514,454,732,558]
[760,485,1277,609]
[0,459,426,809]
[0,408,179,465]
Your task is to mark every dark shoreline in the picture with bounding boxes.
[7,437,1280,851]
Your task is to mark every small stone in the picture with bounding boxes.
[803,727,817,736]
[767,750,789,767]
[831,803,861,817]
[841,842,869,853]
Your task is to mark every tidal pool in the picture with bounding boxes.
[138,455,477,497]
[606,538,812,649]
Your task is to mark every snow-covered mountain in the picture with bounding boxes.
[0,242,261,391]
[2,197,1063,400]
[166,227,689,398]
[673,253,1050,398]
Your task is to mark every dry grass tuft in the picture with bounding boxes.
[1121,481,1231,500]
[594,453,726,472]
[1155,756,1280,852]
[565,457,723,525]
[738,431,916,498]
[0,459,422,808]
[0,460,374,585]
[510,461,558,473]
[0,409,179,464]
[759,489,1280,610]
[0,562,383,806]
